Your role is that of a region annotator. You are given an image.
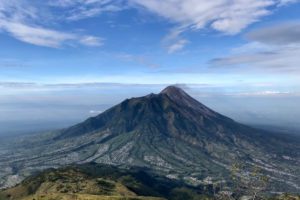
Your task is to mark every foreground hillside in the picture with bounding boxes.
[0,164,299,200]
[0,86,299,193]
[0,163,211,200]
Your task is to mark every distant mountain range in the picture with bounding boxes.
[0,86,299,193]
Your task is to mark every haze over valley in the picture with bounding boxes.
[1,84,300,136]
[0,0,300,199]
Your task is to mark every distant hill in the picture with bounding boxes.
[0,86,299,193]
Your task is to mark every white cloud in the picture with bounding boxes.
[0,0,103,48]
[167,39,189,54]
[66,5,123,21]
[49,0,124,20]
[79,36,103,47]
[0,0,38,22]
[246,21,300,45]
[0,20,103,48]
[0,21,75,48]
[48,0,299,34]
[231,42,272,54]
[1,0,300,50]
[278,0,300,6]
[210,21,300,74]
[129,0,299,53]
[48,0,77,7]
[49,0,116,7]
[211,44,300,73]
[131,0,275,35]
[233,90,292,96]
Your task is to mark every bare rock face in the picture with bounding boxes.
[0,86,299,192]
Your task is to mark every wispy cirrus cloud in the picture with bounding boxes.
[233,90,293,96]
[48,0,125,20]
[130,0,273,34]
[52,0,278,52]
[246,21,300,45]
[278,0,300,6]
[0,21,75,48]
[210,21,300,74]
[130,0,299,35]
[0,20,104,48]
[1,0,299,50]
[79,35,104,47]
[167,39,189,54]
[0,0,103,48]
[129,0,299,53]
[211,45,300,73]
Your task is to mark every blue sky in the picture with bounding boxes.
[0,0,300,134]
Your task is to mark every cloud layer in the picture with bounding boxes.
[1,0,299,50]
[246,22,300,45]
[131,0,272,34]
[0,0,103,48]
[48,0,125,21]
[211,21,300,73]
[130,0,298,52]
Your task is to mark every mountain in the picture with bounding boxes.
[0,86,299,193]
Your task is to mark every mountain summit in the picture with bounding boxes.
[160,85,187,96]
[1,86,299,191]
[57,85,234,142]
[161,85,221,117]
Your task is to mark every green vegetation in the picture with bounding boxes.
[1,163,298,200]
[0,163,211,200]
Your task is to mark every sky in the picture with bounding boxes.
[0,0,300,135]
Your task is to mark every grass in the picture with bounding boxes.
[22,193,165,200]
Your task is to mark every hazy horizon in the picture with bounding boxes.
[1,84,300,136]
[1,0,300,136]
[1,2,300,197]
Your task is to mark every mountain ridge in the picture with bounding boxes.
[58,86,238,141]
[0,86,299,192]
